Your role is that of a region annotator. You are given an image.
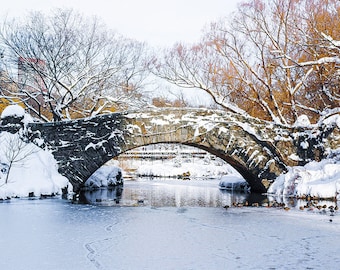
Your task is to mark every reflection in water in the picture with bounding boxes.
[77,178,268,207]
[78,185,123,204]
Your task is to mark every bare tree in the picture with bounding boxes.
[274,0,340,118]
[151,0,340,125]
[0,134,37,186]
[0,9,150,121]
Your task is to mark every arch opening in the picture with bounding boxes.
[116,143,242,180]
[78,142,252,205]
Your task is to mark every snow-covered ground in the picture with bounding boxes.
[0,104,339,202]
[132,154,237,178]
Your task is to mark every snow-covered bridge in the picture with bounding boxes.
[24,108,339,192]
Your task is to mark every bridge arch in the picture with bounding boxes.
[26,108,301,193]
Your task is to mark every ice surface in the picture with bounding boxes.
[0,199,339,270]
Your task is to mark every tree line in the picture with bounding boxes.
[0,0,339,125]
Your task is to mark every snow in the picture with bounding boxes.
[322,112,340,128]
[300,140,309,149]
[85,140,108,151]
[150,118,169,125]
[293,114,311,127]
[0,104,25,119]
[289,153,303,161]
[0,106,71,199]
[268,149,340,200]
[321,32,340,47]
[218,175,250,191]
[0,131,70,199]
[134,154,237,178]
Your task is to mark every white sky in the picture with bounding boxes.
[0,0,241,47]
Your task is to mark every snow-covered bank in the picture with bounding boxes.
[268,149,340,200]
[266,112,340,200]
[0,131,70,199]
[0,105,70,200]
[0,105,125,200]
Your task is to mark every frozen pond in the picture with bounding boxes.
[78,178,262,207]
[0,178,339,270]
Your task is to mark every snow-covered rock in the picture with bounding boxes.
[1,105,25,119]
[293,114,311,127]
[85,166,124,189]
[218,175,250,192]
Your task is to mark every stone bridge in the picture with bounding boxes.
[4,108,339,193]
